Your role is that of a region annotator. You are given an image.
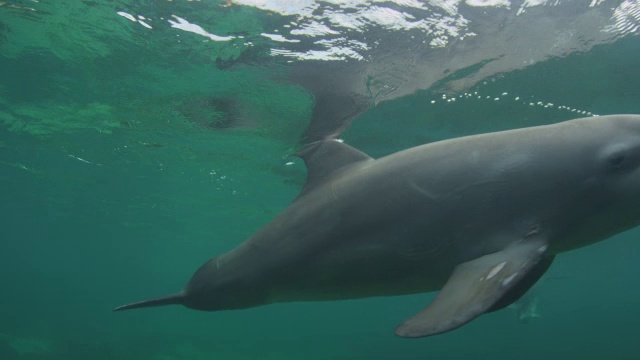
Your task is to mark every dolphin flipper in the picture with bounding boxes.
[395,239,550,338]
[488,254,554,313]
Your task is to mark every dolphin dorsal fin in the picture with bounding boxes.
[295,139,373,197]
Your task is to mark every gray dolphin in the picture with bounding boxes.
[115,114,640,338]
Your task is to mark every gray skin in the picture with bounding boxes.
[115,114,640,337]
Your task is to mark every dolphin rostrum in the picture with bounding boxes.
[115,114,640,337]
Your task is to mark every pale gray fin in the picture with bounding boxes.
[295,140,373,197]
[488,254,554,313]
[113,293,184,312]
[395,239,550,338]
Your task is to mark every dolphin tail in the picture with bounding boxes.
[113,292,184,311]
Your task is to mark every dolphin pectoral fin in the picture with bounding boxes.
[487,254,554,313]
[395,239,550,338]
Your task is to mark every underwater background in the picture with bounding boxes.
[1,0,640,359]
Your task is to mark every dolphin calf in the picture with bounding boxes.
[115,114,640,337]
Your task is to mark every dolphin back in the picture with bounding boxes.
[113,293,184,311]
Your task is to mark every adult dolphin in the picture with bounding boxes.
[115,114,640,337]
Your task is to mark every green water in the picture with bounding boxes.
[1,1,640,359]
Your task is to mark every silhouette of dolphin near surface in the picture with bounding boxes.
[115,114,640,338]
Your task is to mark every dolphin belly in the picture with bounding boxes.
[268,240,456,302]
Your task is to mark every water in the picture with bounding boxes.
[1,1,640,359]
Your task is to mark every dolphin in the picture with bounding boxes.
[115,114,640,337]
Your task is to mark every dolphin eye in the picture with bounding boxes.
[609,152,627,168]
[599,144,632,173]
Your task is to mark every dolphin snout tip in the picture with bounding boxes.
[112,293,184,312]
